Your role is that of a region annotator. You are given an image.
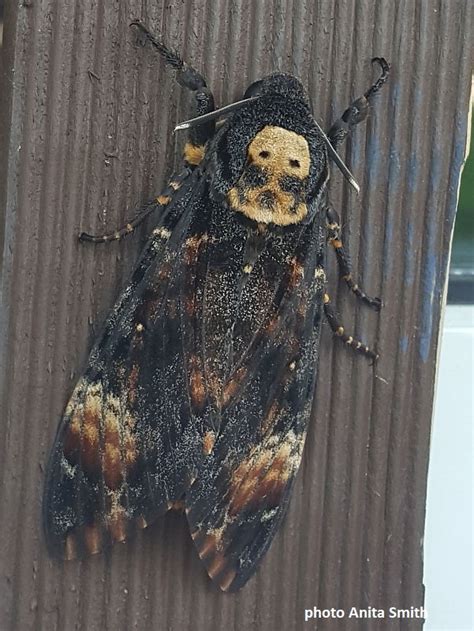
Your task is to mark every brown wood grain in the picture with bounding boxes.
[0,1,471,629]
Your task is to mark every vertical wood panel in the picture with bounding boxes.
[0,1,471,629]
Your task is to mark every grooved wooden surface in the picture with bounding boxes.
[0,1,471,630]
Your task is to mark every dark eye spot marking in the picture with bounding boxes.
[242,164,269,187]
[289,159,300,168]
[259,150,270,159]
[279,175,305,195]
[258,190,276,209]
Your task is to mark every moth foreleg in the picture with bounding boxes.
[323,293,378,361]
[130,21,216,157]
[327,57,389,149]
[326,206,381,311]
[182,84,215,166]
[79,167,192,243]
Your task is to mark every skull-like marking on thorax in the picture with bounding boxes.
[227,126,311,226]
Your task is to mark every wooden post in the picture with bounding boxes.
[0,1,471,629]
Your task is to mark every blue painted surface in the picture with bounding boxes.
[376,81,401,282]
[407,153,421,194]
[419,250,438,362]
[448,134,468,212]
[382,214,394,279]
[428,153,443,195]
[418,154,443,366]
[442,116,469,275]
[418,109,469,362]
[404,221,416,287]
[383,149,402,281]
[366,133,381,183]
[349,135,361,167]
[391,81,400,107]
[399,335,409,353]
[406,89,425,194]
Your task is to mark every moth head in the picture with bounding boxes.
[210,74,328,226]
[243,73,306,101]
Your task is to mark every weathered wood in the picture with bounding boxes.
[0,1,471,629]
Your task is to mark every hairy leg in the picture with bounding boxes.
[327,57,389,149]
[326,206,381,310]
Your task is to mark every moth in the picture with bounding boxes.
[43,21,389,592]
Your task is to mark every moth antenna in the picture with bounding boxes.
[174,97,260,131]
[177,96,360,193]
[313,120,360,194]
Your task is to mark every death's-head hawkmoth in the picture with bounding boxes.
[43,21,389,592]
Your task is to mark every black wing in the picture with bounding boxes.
[43,175,214,558]
[184,197,327,591]
[44,171,326,591]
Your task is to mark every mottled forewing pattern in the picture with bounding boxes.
[185,199,327,591]
[43,181,211,558]
[43,62,335,591]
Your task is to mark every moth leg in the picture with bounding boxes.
[326,206,381,311]
[323,293,378,361]
[131,21,216,164]
[182,87,215,167]
[79,166,192,243]
[327,57,389,149]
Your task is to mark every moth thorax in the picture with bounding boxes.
[227,125,310,226]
